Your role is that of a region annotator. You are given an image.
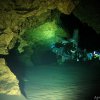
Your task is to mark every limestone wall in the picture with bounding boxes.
[0,58,21,95]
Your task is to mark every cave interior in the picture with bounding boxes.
[0,0,100,100]
[4,12,100,98]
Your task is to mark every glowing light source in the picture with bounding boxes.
[23,20,67,46]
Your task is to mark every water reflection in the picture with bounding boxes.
[24,62,100,100]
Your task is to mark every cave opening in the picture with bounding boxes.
[4,12,100,99]
[60,13,100,52]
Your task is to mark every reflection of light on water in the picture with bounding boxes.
[25,65,82,100]
[27,86,78,100]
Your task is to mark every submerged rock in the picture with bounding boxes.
[0,58,21,95]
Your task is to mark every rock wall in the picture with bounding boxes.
[0,58,21,95]
[74,0,100,34]
[0,0,78,55]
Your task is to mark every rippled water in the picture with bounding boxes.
[23,62,100,100]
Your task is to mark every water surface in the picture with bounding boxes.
[24,61,100,100]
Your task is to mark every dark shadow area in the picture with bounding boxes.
[60,13,100,100]
[61,61,100,100]
[31,50,57,65]
[60,13,100,52]
[5,42,27,98]
[79,62,100,100]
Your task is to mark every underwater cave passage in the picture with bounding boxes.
[2,12,100,100]
[49,13,100,63]
[60,13,100,52]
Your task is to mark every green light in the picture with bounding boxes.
[29,20,57,41]
[23,20,67,46]
[38,21,57,39]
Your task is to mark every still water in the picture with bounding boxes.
[23,61,100,100]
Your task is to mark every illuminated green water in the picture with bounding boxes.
[24,62,100,100]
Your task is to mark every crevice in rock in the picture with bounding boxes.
[15,8,34,14]
[5,42,27,98]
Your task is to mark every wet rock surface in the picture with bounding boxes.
[0,0,78,55]
[0,58,21,95]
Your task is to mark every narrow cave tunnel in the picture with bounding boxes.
[3,12,100,100]
[60,13,100,52]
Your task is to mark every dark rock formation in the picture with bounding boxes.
[74,0,100,34]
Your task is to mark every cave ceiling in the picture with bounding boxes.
[74,0,100,34]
